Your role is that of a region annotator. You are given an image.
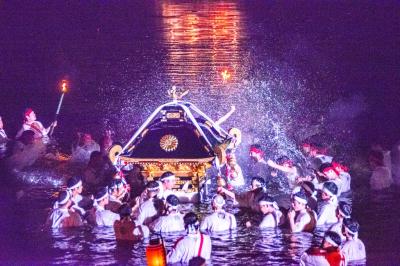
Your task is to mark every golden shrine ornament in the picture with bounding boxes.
[160,134,179,152]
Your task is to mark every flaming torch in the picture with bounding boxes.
[49,80,68,137]
[56,80,68,116]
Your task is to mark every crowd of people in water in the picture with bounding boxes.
[0,107,399,265]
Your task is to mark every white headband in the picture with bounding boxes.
[58,191,70,205]
[95,192,108,202]
[324,235,339,247]
[259,200,279,210]
[294,195,308,205]
[344,225,358,235]
[53,191,71,209]
[67,180,82,191]
[322,187,336,197]
[213,196,226,207]
[147,186,160,192]
[161,175,176,181]
[338,209,351,219]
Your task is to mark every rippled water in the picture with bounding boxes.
[1,1,399,265]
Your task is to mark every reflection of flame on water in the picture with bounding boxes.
[160,2,243,90]
[221,69,231,82]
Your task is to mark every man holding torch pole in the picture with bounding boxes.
[16,80,68,143]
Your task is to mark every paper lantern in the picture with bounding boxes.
[146,237,166,266]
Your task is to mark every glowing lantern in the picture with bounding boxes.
[146,237,166,266]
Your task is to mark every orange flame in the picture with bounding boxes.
[61,80,68,93]
[221,69,231,82]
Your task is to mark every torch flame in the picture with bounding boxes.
[61,80,68,93]
[221,69,231,82]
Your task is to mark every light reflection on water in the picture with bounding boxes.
[160,1,244,89]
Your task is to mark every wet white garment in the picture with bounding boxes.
[300,252,331,266]
[150,212,185,233]
[259,210,282,229]
[370,166,393,190]
[332,178,344,197]
[136,198,159,226]
[16,121,50,143]
[225,164,245,187]
[286,170,298,189]
[300,250,346,266]
[342,238,366,261]
[317,201,338,226]
[156,181,174,200]
[328,220,346,242]
[94,205,120,227]
[167,232,212,264]
[292,209,312,233]
[71,194,86,215]
[46,208,83,228]
[339,172,351,193]
[70,141,100,164]
[200,210,237,232]
[315,154,333,164]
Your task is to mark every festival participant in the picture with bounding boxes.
[156,171,176,200]
[200,194,237,232]
[332,162,352,195]
[306,143,333,171]
[369,150,393,190]
[328,202,352,241]
[224,153,245,188]
[71,132,100,164]
[249,195,283,229]
[218,176,266,212]
[105,179,125,213]
[136,181,163,226]
[298,181,318,212]
[46,191,83,228]
[249,144,271,183]
[114,204,149,241]
[89,187,120,227]
[317,182,339,226]
[66,176,87,216]
[300,231,346,266]
[167,212,212,264]
[320,163,344,196]
[288,190,316,233]
[150,194,185,233]
[267,156,299,190]
[16,108,56,143]
[341,218,366,262]
[83,151,110,189]
[0,115,9,158]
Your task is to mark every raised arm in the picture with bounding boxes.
[215,105,235,126]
